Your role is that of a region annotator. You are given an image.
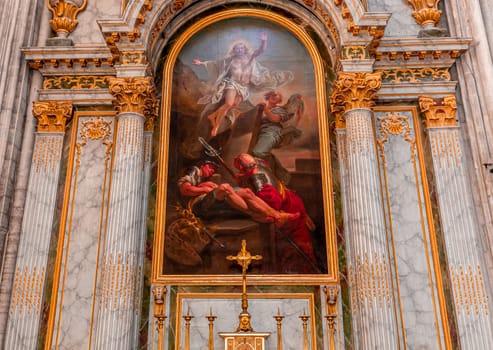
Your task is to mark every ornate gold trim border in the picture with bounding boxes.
[152,8,337,285]
[373,105,452,349]
[45,110,117,349]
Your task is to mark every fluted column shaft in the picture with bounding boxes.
[93,77,156,350]
[420,96,493,349]
[331,72,398,349]
[4,102,72,350]
[132,116,155,348]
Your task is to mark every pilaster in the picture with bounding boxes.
[419,95,493,349]
[4,101,71,350]
[92,77,156,350]
[331,72,399,349]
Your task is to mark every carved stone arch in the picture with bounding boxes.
[97,1,390,74]
[146,0,342,76]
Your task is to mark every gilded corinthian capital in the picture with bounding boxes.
[419,95,457,128]
[46,0,87,38]
[330,72,382,124]
[32,101,73,132]
[407,0,442,28]
[108,77,158,118]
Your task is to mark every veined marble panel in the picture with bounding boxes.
[174,295,317,350]
[50,115,114,349]
[375,109,446,349]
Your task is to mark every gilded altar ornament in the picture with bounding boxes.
[46,0,87,38]
[407,0,442,28]
[207,308,217,350]
[419,95,457,128]
[226,240,262,332]
[274,308,284,350]
[299,309,310,350]
[183,308,194,350]
[32,101,72,133]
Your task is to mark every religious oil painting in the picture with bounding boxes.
[157,13,334,281]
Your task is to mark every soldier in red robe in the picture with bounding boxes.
[233,153,317,273]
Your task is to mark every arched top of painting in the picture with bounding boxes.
[151,4,335,77]
[155,8,334,95]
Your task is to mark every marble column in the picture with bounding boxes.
[419,96,493,349]
[132,107,156,348]
[93,77,156,350]
[331,72,399,349]
[4,101,72,349]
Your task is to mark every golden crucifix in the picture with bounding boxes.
[226,240,262,332]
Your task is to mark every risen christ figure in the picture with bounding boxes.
[193,32,293,137]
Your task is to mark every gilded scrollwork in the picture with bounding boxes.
[379,67,450,83]
[46,0,87,37]
[32,101,72,133]
[330,71,382,118]
[419,95,457,128]
[120,51,147,65]
[377,113,415,146]
[342,46,369,60]
[108,77,158,118]
[43,76,111,89]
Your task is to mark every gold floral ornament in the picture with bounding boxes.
[407,0,442,29]
[32,101,73,133]
[419,95,457,128]
[330,72,382,128]
[46,0,87,38]
[108,77,157,117]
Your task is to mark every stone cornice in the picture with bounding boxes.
[22,46,116,73]
[373,37,471,63]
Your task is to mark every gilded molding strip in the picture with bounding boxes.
[379,68,451,83]
[43,76,111,89]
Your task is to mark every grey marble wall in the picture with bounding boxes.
[375,109,447,349]
[50,114,115,349]
[173,295,320,349]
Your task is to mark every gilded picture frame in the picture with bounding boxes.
[153,9,337,285]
